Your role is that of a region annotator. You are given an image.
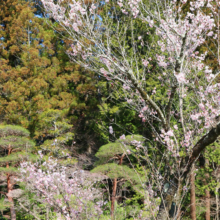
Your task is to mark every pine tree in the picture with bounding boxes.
[0,125,34,220]
[92,135,148,219]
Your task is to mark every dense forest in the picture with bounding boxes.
[0,0,220,219]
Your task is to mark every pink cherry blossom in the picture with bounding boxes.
[174,125,178,130]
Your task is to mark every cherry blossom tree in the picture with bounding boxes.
[38,0,220,218]
[19,154,105,220]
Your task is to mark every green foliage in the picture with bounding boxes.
[92,163,139,183]
[116,135,145,144]
[34,109,76,163]
[0,167,18,174]
[0,198,11,212]
[99,201,143,220]
[206,141,220,165]
[95,143,130,161]
[93,134,145,175]
[96,100,148,141]
[16,186,57,220]
[0,136,34,150]
[0,152,36,164]
[0,0,99,150]
[91,135,148,218]
[0,124,36,220]
[34,109,73,139]
[0,125,30,137]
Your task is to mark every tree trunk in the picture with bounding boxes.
[111,178,117,219]
[110,154,125,219]
[157,122,220,219]
[6,145,16,220]
[175,181,183,220]
[205,158,210,220]
[190,164,196,220]
[7,175,16,220]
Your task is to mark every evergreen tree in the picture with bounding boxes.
[0,0,100,153]
[0,125,34,220]
[92,135,155,219]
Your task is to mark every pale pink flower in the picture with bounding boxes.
[142,59,149,67]
[176,73,186,83]
[120,134,126,140]
[166,130,174,136]
[109,126,113,134]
